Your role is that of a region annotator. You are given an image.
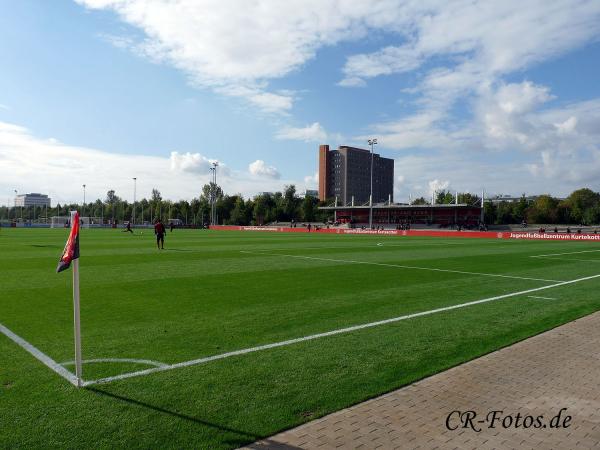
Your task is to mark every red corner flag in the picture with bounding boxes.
[56,210,84,387]
[56,211,80,273]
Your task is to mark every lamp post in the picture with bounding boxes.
[82,184,86,218]
[210,162,219,225]
[14,189,17,222]
[132,177,137,227]
[367,138,378,229]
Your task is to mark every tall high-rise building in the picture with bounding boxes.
[318,145,394,204]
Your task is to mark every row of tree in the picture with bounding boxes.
[3,186,599,226]
[428,188,600,225]
[0,184,329,226]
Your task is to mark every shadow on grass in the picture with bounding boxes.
[163,248,196,252]
[86,386,285,447]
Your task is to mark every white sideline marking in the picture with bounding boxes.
[263,242,469,251]
[60,358,168,368]
[241,251,563,283]
[83,273,600,387]
[530,257,600,263]
[527,296,557,300]
[0,323,79,386]
[531,249,600,257]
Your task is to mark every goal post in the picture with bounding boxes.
[50,216,69,228]
[51,216,102,228]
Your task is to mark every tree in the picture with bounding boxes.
[411,197,429,205]
[282,185,299,220]
[526,195,558,224]
[201,183,223,202]
[457,193,480,206]
[511,195,530,222]
[435,190,454,204]
[229,197,246,225]
[495,202,514,224]
[253,195,268,225]
[105,190,121,222]
[302,195,316,222]
[565,188,600,224]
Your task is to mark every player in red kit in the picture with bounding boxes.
[154,219,166,249]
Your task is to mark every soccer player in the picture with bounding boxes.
[123,221,133,234]
[154,219,166,249]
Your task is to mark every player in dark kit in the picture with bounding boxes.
[154,219,166,249]
[123,221,133,234]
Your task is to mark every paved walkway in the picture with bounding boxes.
[244,312,600,449]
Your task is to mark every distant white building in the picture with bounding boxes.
[303,189,319,198]
[15,193,51,207]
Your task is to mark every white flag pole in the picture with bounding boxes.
[70,210,83,387]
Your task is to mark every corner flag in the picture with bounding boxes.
[56,210,83,387]
[56,211,80,273]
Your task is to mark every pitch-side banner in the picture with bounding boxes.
[212,225,600,241]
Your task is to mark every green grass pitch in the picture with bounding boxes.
[1,228,600,448]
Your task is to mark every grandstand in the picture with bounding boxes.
[319,203,483,227]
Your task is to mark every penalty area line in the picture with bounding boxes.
[0,322,79,386]
[82,273,600,387]
[241,251,564,283]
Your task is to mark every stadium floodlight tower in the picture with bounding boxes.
[210,161,219,225]
[82,184,86,217]
[367,138,378,229]
[132,177,137,226]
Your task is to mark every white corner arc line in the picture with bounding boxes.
[241,251,563,283]
[83,273,600,387]
[0,323,79,386]
[60,358,168,368]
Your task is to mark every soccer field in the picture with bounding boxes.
[2,228,600,448]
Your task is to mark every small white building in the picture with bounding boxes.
[15,193,51,207]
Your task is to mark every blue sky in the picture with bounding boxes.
[1,0,600,205]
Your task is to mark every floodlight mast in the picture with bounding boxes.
[82,184,86,218]
[132,177,137,226]
[210,162,219,225]
[367,138,378,229]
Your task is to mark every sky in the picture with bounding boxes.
[1,0,600,206]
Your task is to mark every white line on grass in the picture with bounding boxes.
[527,296,557,300]
[240,251,564,283]
[82,273,600,387]
[0,323,79,386]
[261,242,470,252]
[60,358,168,368]
[531,249,600,257]
[530,257,600,263]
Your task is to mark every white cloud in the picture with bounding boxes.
[555,116,577,135]
[0,121,288,204]
[341,1,600,92]
[275,122,327,142]
[341,45,422,86]
[428,179,450,196]
[169,151,213,174]
[248,159,281,179]
[304,171,319,188]
[75,0,408,113]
